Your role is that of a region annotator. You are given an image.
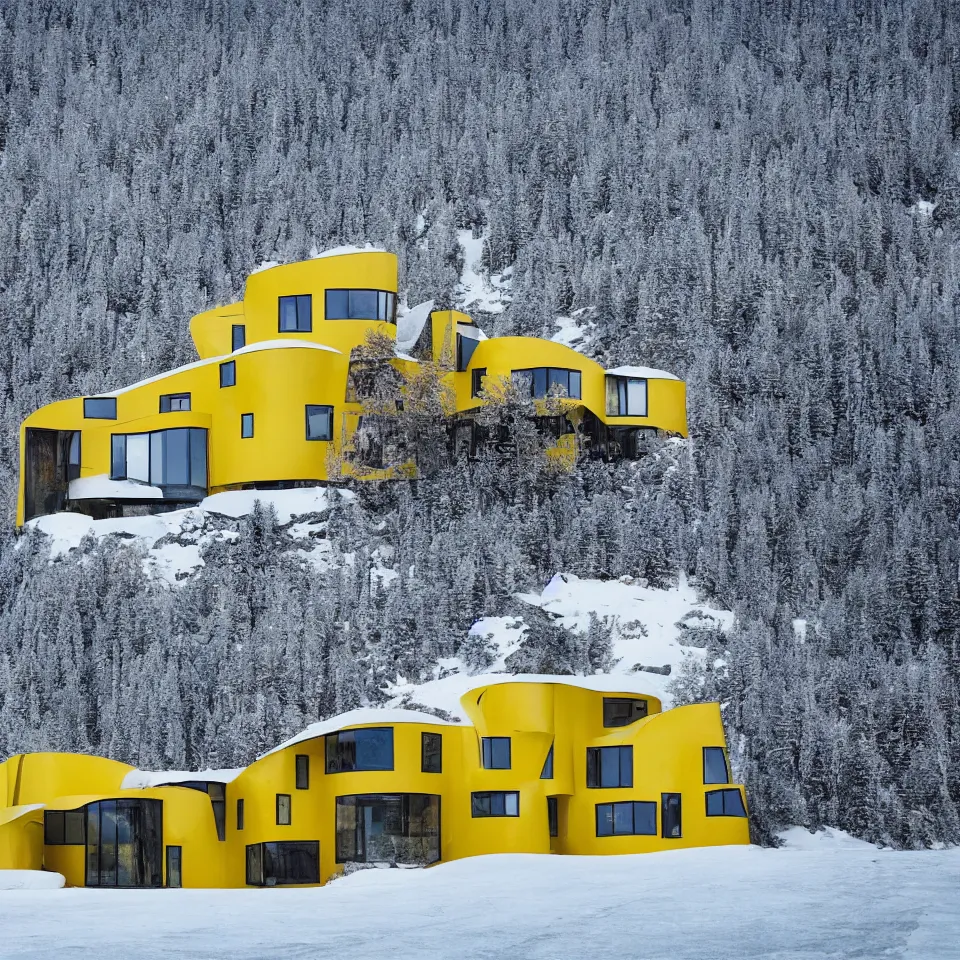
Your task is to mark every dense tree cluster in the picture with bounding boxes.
[0,0,958,845]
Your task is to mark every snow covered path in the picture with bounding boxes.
[1,843,957,960]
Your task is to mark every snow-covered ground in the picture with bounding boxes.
[456,227,512,314]
[1,836,956,959]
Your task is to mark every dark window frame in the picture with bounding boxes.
[335,794,441,865]
[44,809,86,845]
[602,697,649,728]
[705,788,747,818]
[703,747,730,785]
[608,376,649,417]
[245,840,319,886]
[305,404,334,441]
[166,845,182,887]
[232,324,246,351]
[471,367,487,397]
[471,791,520,818]
[540,743,554,779]
[109,427,207,490]
[595,801,658,837]
[324,288,397,324]
[547,796,558,837]
[83,397,117,419]
[278,294,313,333]
[241,413,254,439]
[661,792,682,838]
[237,798,244,830]
[325,727,395,773]
[586,746,633,788]
[481,737,512,770]
[159,393,191,414]
[276,793,291,826]
[295,755,310,790]
[220,360,236,388]
[421,732,442,773]
[511,368,583,401]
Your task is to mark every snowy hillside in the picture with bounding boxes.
[1,834,955,960]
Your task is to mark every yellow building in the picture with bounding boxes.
[17,249,687,526]
[0,679,749,887]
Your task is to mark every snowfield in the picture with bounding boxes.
[0,836,956,959]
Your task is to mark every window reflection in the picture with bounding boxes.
[335,794,440,865]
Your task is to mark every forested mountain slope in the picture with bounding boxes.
[0,0,958,847]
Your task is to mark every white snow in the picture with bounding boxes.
[605,365,681,381]
[778,825,881,851]
[199,487,353,524]
[456,322,487,342]
[551,312,595,351]
[0,845,956,959]
[263,708,463,757]
[911,199,936,218]
[250,259,281,274]
[106,355,225,396]
[121,768,243,789]
[395,299,435,353]
[456,228,512,314]
[311,244,386,260]
[69,475,164,500]
[0,870,65,891]
[231,339,341,357]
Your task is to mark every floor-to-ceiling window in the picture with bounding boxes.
[85,799,163,887]
[335,794,440,865]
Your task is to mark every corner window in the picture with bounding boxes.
[596,801,657,837]
[83,397,117,419]
[481,737,511,770]
[325,728,394,773]
[603,698,648,728]
[471,368,487,398]
[662,793,682,838]
[220,360,236,387]
[44,810,85,845]
[471,791,519,817]
[276,794,291,826]
[232,324,246,351]
[325,289,396,323]
[703,747,730,785]
[305,404,333,441]
[110,427,207,490]
[422,732,442,773]
[586,746,632,788]
[241,413,254,438]
[606,376,648,417]
[246,841,319,886]
[511,368,582,400]
[540,744,554,779]
[159,393,191,413]
[547,797,558,837]
[295,755,309,790]
[279,294,313,332]
[237,798,244,830]
[706,788,747,818]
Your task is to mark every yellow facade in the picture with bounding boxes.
[0,680,749,887]
[17,250,687,525]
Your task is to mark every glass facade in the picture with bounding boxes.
[110,428,207,491]
[335,794,440,865]
[84,799,163,887]
[279,294,313,332]
[325,728,394,773]
[246,841,319,885]
[512,368,582,400]
[325,289,396,323]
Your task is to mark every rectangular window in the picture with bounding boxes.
[159,393,191,413]
[481,737,511,770]
[335,794,440,865]
[540,744,554,779]
[276,794,291,826]
[279,294,313,332]
[471,368,487,398]
[44,811,64,845]
[705,788,747,818]
[512,369,582,400]
[246,841,319,886]
[325,728,394,773]
[325,289,396,323]
[456,333,480,371]
[232,324,246,351]
[608,376,648,416]
[220,360,236,387]
[166,846,182,887]
[595,801,657,837]
[586,746,633,788]
[547,797,558,837]
[471,791,520,818]
[241,413,254,438]
[84,799,163,888]
[67,431,81,480]
[703,747,730,785]
[295,755,309,790]
[603,698,648,728]
[662,793,682,838]
[237,798,244,830]
[305,404,333,441]
[208,783,226,842]
[422,732,442,773]
[83,397,117,419]
[110,428,207,489]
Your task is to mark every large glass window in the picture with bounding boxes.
[159,393,191,413]
[471,791,519,817]
[335,794,440,865]
[305,404,333,441]
[586,746,633,788]
[44,810,85,845]
[84,799,163,887]
[83,397,117,419]
[232,324,246,351]
[705,789,747,818]
[540,744,554,779]
[279,294,313,332]
[662,793,682,838]
[607,376,648,416]
[596,801,657,837]
[703,747,730,785]
[481,737,511,770]
[512,368,582,400]
[296,755,310,790]
[325,289,396,323]
[603,698,648,728]
[220,360,236,387]
[110,428,207,491]
[246,841,319,886]
[326,728,394,773]
[422,733,442,773]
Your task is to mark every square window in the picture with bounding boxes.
[305,404,333,441]
[587,746,632,788]
[241,413,254,438]
[279,294,312,332]
[220,361,236,388]
[276,794,291,826]
[83,397,117,419]
[481,737,511,770]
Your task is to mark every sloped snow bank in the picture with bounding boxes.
[456,228,512,314]
[0,870,65,890]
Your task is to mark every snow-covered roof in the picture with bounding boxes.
[605,365,680,381]
[457,322,487,342]
[464,674,660,698]
[262,707,464,758]
[395,300,435,353]
[311,244,387,260]
[69,475,164,501]
[121,768,243,789]
[106,356,225,397]
[232,339,341,357]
